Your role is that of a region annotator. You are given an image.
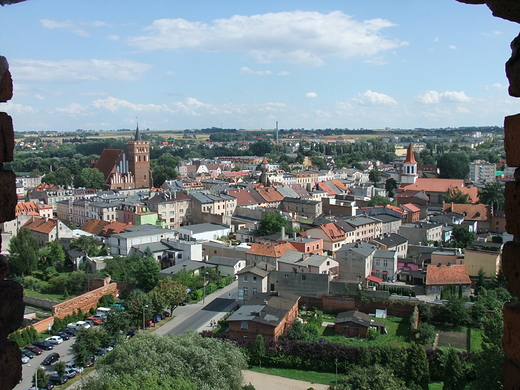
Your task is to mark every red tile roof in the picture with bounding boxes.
[94,149,123,182]
[102,221,134,236]
[331,180,349,192]
[443,203,490,222]
[227,189,263,206]
[426,264,471,286]
[247,242,299,257]
[404,144,417,164]
[319,222,346,241]
[22,217,57,234]
[255,187,284,203]
[81,219,109,236]
[316,181,336,196]
[401,203,421,213]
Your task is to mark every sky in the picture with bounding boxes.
[1,0,520,132]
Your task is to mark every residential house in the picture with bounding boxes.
[369,214,402,235]
[401,203,421,223]
[280,197,322,219]
[304,222,348,254]
[372,249,398,281]
[371,233,408,258]
[117,202,161,226]
[133,239,202,268]
[15,201,53,218]
[463,248,501,278]
[442,203,491,233]
[335,241,378,283]
[81,219,132,238]
[278,235,324,256]
[144,190,192,229]
[425,264,471,296]
[431,248,464,266]
[245,242,299,267]
[190,192,237,223]
[174,222,231,241]
[399,222,444,245]
[202,241,249,260]
[108,224,177,256]
[227,292,300,341]
[237,262,273,301]
[227,188,263,209]
[276,253,339,277]
[334,310,386,338]
[342,215,383,242]
[207,256,247,278]
[22,217,73,246]
[254,186,285,208]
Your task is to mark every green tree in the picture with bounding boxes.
[83,332,247,390]
[311,156,328,170]
[41,240,66,268]
[71,235,101,256]
[450,225,476,249]
[249,334,266,367]
[441,187,469,204]
[72,327,111,367]
[258,212,289,236]
[33,368,48,388]
[81,371,196,390]
[148,278,187,315]
[125,289,153,328]
[367,195,395,207]
[369,168,381,186]
[442,348,466,390]
[404,343,429,390]
[73,167,105,189]
[385,177,398,197]
[437,153,470,179]
[478,182,505,210]
[285,320,319,342]
[331,364,408,390]
[414,322,436,345]
[55,361,66,377]
[102,307,134,337]
[8,227,40,275]
[134,256,161,292]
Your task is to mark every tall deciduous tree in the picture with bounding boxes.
[442,348,466,390]
[8,227,39,275]
[333,364,408,390]
[148,278,187,314]
[441,187,469,204]
[385,177,398,197]
[250,334,266,367]
[478,182,505,210]
[404,343,430,390]
[437,153,470,179]
[73,167,105,189]
[450,225,476,249]
[367,195,395,207]
[71,235,101,257]
[368,168,381,186]
[258,212,289,236]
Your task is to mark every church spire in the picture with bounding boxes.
[134,122,141,141]
[404,143,417,164]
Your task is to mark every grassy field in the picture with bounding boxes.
[435,325,483,352]
[248,366,336,386]
[24,288,70,303]
[320,316,411,347]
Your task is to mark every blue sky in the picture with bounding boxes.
[1,0,519,132]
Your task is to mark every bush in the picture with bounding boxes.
[366,328,379,341]
[98,293,116,307]
[191,289,203,301]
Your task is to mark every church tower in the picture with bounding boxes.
[127,124,153,188]
[401,143,418,184]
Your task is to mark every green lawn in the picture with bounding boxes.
[23,288,72,303]
[320,316,411,347]
[248,366,336,386]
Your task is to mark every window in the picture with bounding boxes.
[284,274,289,278]
[243,287,248,296]
[252,276,257,283]
[241,321,248,330]
[170,211,174,215]
[383,260,388,267]
[252,288,257,295]
[375,260,380,266]
[243,275,248,282]
[301,275,307,281]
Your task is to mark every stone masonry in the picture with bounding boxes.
[0,55,23,390]
[458,0,520,387]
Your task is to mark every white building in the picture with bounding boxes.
[469,160,496,183]
[174,222,231,241]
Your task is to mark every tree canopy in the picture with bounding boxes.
[450,225,476,248]
[8,227,40,275]
[258,212,289,236]
[79,332,247,390]
[367,195,395,207]
[368,168,381,186]
[478,182,504,210]
[437,153,470,179]
[441,187,469,204]
[73,167,105,189]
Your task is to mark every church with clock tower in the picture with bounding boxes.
[93,125,153,190]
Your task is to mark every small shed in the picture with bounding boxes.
[334,310,386,338]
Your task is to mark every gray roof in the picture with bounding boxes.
[282,197,320,206]
[370,214,401,224]
[202,241,249,252]
[112,224,173,238]
[190,192,235,204]
[177,222,230,234]
[372,233,408,247]
[237,264,271,277]
[337,241,378,257]
[207,256,243,267]
[343,215,380,227]
[335,310,372,327]
[402,222,442,229]
[278,253,332,267]
[374,249,396,259]
[160,260,216,275]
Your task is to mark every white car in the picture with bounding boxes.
[21,355,30,364]
[45,336,63,345]
[66,361,84,373]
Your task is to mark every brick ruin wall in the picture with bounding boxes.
[0,55,23,390]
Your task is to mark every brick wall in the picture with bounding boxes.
[29,317,55,334]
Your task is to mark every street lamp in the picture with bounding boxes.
[203,272,209,304]
[142,304,148,333]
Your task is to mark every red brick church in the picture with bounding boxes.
[93,125,153,190]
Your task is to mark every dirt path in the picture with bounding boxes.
[242,370,329,390]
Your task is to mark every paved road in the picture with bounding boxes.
[15,281,239,389]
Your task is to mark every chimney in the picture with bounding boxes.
[293,232,296,240]
[281,226,285,240]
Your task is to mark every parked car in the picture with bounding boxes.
[45,336,63,345]
[33,341,54,350]
[95,347,107,356]
[24,345,43,355]
[179,300,187,306]
[86,316,103,326]
[53,331,70,340]
[21,355,30,364]
[48,373,67,385]
[163,311,171,317]
[61,327,78,336]
[145,319,153,327]
[42,352,60,365]
[66,361,84,373]
[42,382,55,390]
[20,349,36,358]
[64,368,77,379]
[85,355,97,367]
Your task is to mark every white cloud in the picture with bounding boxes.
[306,92,318,98]
[128,11,407,66]
[434,37,440,42]
[352,90,397,105]
[449,45,457,50]
[11,59,153,82]
[34,94,44,100]
[277,71,291,76]
[416,90,471,104]
[240,67,273,76]
[92,96,175,113]
[106,35,120,41]
[486,83,507,90]
[56,103,89,115]
[2,102,37,114]
[40,19,89,37]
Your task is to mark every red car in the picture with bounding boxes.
[86,316,103,326]
[25,345,43,355]
[145,319,154,327]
